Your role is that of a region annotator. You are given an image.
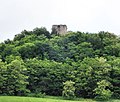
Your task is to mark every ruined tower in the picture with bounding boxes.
[51,25,67,35]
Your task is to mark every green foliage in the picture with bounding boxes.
[0,60,7,94]
[5,59,29,95]
[33,27,50,38]
[26,58,72,96]
[75,57,111,98]
[62,80,75,99]
[5,55,22,63]
[27,92,46,98]
[0,27,120,99]
[108,57,120,98]
[94,80,113,100]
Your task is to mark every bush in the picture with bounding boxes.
[27,92,46,98]
[62,80,75,100]
[94,80,113,100]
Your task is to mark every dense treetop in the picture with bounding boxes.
[0,27,120,100]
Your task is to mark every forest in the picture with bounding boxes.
[0,27,120,100]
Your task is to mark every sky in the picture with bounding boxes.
[0,0,120,42]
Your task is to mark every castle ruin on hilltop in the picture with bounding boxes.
[51,25,67,35]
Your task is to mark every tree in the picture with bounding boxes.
[0,59,7,94]
[5,55,22,63]
[108,57,120,98]
[75,57,111,98]
[17,43,36,59]
[0,28,120,99]
[6,59,29,95]
[33,27,50,38]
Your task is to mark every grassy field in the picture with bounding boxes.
[0,96,120,102]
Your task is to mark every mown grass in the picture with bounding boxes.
[0,96,119,102]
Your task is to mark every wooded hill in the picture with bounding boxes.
[0,27,120,100]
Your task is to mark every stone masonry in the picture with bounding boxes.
[51,25,67,35]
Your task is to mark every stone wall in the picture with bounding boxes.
[52,25,67,35]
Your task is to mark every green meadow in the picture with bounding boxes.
[0,96,120,102]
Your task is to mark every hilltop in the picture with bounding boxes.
[0,27,120,100]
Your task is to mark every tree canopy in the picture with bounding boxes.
[0,27,120,100]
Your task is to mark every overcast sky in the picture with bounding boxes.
[0,0,120,42]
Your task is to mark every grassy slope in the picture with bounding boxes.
[0,96,120,102]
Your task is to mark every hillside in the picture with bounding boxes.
[0,27,120,100]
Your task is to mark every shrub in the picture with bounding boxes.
[94,80,113,100]
[62,80,75,99]
[27,92,46,98]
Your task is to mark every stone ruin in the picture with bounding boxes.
[51,25,67,35]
